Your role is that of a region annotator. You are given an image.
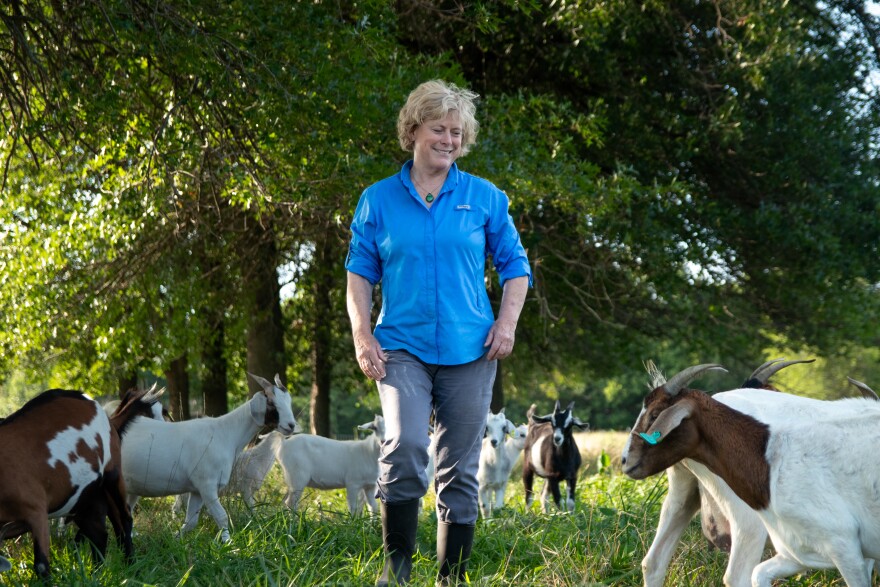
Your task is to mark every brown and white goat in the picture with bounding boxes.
[637,360,813,587]
[695,358,814,552]
[623,363,880,587]
[522,400,588,512]
[0,389,136,578]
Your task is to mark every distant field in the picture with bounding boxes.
[573,430,628,473]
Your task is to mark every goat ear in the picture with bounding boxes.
[643,399,695,444]
[249,392,268,424]
[248,372,272,391]
[505,419,516,434]
[572,417,589,430]
[530,413,552,424]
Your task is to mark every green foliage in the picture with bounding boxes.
[1,0,878,421]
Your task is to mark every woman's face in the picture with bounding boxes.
[411,111,463,172]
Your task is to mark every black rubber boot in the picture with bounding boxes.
[377,499,420,586]
[436,522,475,586]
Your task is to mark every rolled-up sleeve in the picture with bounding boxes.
[346,192,382,285]
[486,190,533,288]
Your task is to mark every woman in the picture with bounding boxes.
[346,79,532,586]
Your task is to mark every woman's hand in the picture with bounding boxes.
[354,331,388,380]
[484,319,516,361]
[484,276,528,361]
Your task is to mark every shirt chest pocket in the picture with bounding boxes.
[439,206,487,250]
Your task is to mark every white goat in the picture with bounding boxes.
[508,423,528,450]
[121,373,296,542]
[476,409,517,517]
[623,363,880,587]
[171,431,285,516]
[275,415,384,515]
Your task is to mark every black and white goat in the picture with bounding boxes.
[522,400,588,512]
[0,389,136,578]
[623,363,880,587]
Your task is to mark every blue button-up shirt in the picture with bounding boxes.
[346,161,533,366]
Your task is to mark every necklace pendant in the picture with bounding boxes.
[425,193,435,203]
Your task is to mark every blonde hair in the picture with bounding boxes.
[397,80,479,156]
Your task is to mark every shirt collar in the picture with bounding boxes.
[399,160,461,197]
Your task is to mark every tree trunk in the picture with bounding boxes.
[117,372,138,399]
[165,354,190,421]
[491,361,505,413]
[202,318,228,416]
[244,226,287,396]
[310,234,334,437]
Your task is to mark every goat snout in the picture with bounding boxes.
[553,431,564,446]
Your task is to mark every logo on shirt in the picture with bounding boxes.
[455,204,471,210]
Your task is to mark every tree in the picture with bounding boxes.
[1,0,877,430]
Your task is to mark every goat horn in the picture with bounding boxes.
[749,358,815,385]
[145,386,166,402]
[644,359,666,388]
[663,364,727,396]
[847,377,879,401]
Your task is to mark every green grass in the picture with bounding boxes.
[0,436,869,586]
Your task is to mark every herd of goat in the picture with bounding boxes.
[0,360,877,586]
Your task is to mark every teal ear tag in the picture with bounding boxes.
[639,431,662,445]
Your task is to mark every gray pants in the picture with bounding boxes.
[376,349,496,525]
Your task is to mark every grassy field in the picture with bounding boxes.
[0,431,862,586]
